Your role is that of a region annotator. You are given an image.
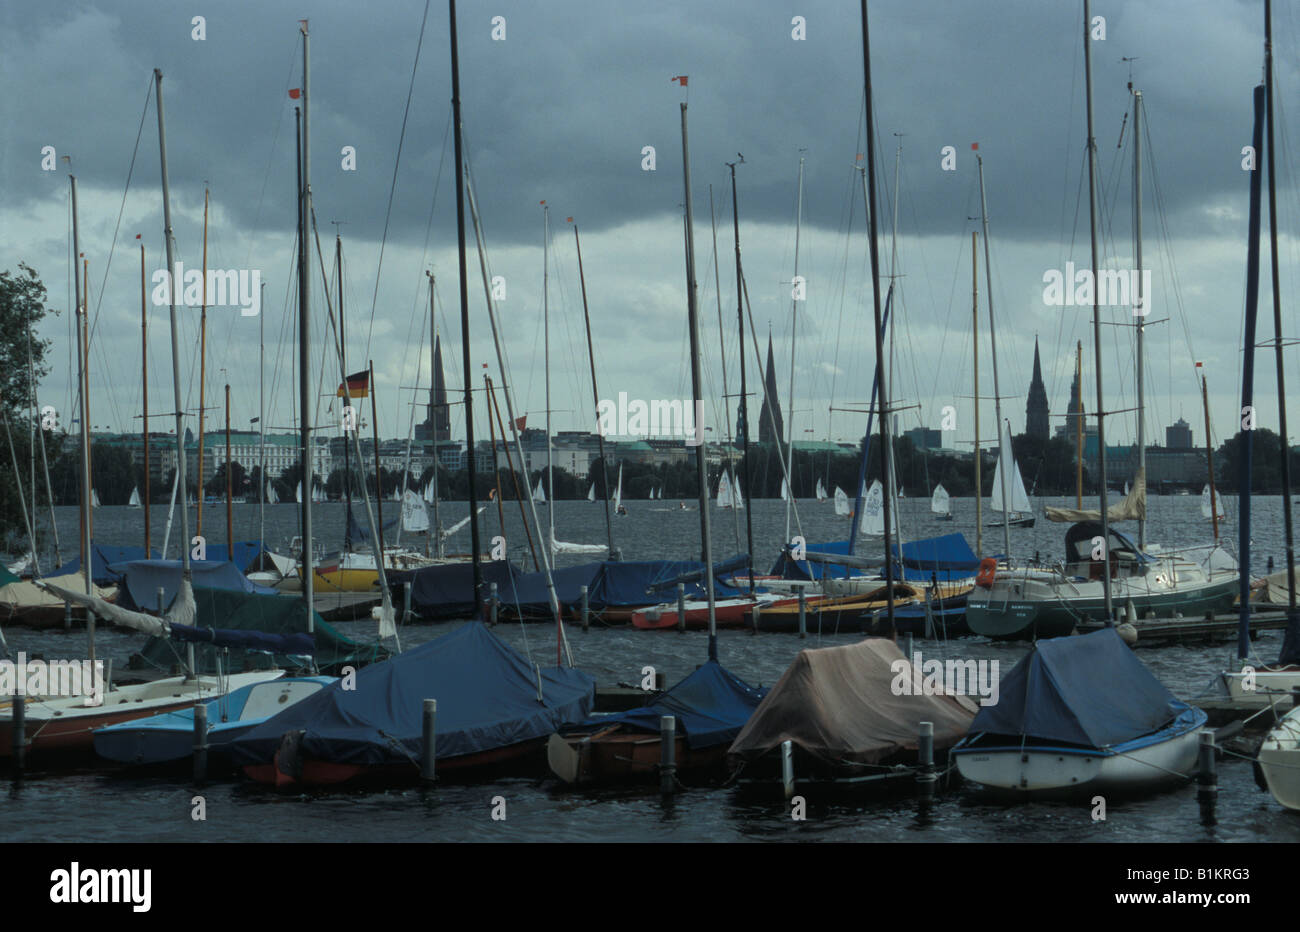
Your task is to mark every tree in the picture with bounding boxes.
[0,265,54,541]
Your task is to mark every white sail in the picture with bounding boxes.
[859,479,885,536]
[834,485,850,516]
[816,478,827,502]
[267,480,279,504]
[423,478,435,504]
[733,472,744,509]
[780,476,790,501]
[990,423,1031,514]
[1202,484,1225,519]
[440,505,486,539]
[391,488,401,503]
[717,471,733,508]
[128,487,141,508]
[401,489,430,533]
[1124,480,1130,497]
[90,488,101,508]
[614,464,623,512]
[587,483,596,502]
[533,478,546,503]
[295,480,303,504]
[931,483,950,516]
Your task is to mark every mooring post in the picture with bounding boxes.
[752,601,761,635]
[421,698,437,783]
[580,585,589,632]
[655,671,666,691]
[403,580,413,624]
[905,632,914,660]
[917,721,936,797]
[12,694,25,772]
[489,582,498,626]
[1197,730,1216,801]
[64,600,72,630]
[781,739,794,799]
[659,715,676,794]
[798,589,807,640]
[676,583,686,633]
[192,702,208,784]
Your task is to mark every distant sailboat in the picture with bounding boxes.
[614,464,626,515]
[833,485,850,516]
[931,483,952,521]
[717,470,735,508]
[1202,483,1226,520]
[988,421,1034,528]
[858,479,884,536]
[128,487,142,508]
[780,476,790,501]
[90,488,101,509]
[400,489,429,533]
[587,483,596,502]
[295,480,303,504]
[815,478,827,503]
[533,477,546,504]
[267,480,279,505]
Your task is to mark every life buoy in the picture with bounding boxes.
[976,557,997,588]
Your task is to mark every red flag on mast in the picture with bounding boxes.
[671,75,688,86]
[288,88,302,99]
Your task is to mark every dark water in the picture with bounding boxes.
[3,496,1297,842]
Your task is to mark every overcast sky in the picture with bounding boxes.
[2,0,1298,470]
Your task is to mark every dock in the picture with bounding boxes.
[1078,609,1293,647]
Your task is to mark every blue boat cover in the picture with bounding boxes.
[231,622,596,766]
[495,562,604,614]
[770,533,981,583]
[167,623,315,655]
[591,560,744,607]
[110,559,280,612]
[969,628,1182,748]
[191,541,268,573]
[52,544,161,585]
[569,660,767,749]
[393,560,524,619]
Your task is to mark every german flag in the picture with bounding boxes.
[336,370,369,398]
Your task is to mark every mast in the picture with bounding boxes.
[1075,341,1083,507]
[707,188,740,553]
[1084,0,1113,622]
[680,102,717,660]
[296,23,315,633]
[728,160,755,591]
[339,234,352,548]
[976,156,1010,563]
[225,383,233,552]
[425,272,444,557]
[542,203,554,549]
[197,185,209,527]
[972,230,982,555]
[860,0,895,634]
[1202,373,1220,542]
[886,143,902,530]
[369,359,386,557]
[1266,0,1299,653]
[1133,88,1146,550]
[258,280,265,550]
[784,156,804,542]
[449,0,484,617]
[141,241,150,554]
[70,175,94,677]
[154,69,193,605]
[1238,83,1265,660]
[572,221,615,557]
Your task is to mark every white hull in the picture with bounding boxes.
[1220,666,1300,713]
[1258,708,1300,809]
[956,726,1202,793]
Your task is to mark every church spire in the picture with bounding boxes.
[1026,336,1050,441]
[759,331,784,444]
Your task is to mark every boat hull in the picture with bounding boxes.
[953,706,1206,795]
[1257,707,1300,809]
[547,730,726,784]
[242,737,546,787]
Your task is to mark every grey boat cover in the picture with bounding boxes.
[727,638,977,766]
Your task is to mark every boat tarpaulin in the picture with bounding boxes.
[231,622,596,767]
[495,562,604,615]
[727,638,976,766]
[1045,470,1147,523]
[771,533,980,583]
[52,543,161,585]
[591,560,743,607]
[111,559,280,612]
[192,541,270,573]
[393,560,523,619]
[968,627,1181,748]
[168,623,314,655]
[0,564,20,586]
[568,660,767,749]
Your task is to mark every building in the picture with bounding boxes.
[904,427,941,451]
[414,335,451,446]
[757,333,785,445]
[1026,338,1050,441]
[1166,418,1193,449]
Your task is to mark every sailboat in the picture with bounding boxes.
[90,488,101,509]
[833,485,850,516]
[587,483,595,502]
[717,470,735,508]
[295,480,303,504]
[858,479,884,536]
[780,476,790,502]
[815,478,827,503]
[966,2,1238,640]
[1201,483,1226,521]
[127,487,141,508]
[986,422,1034,528]
[613,463,626,515]
[267,480,279,505]
[931,483,952,521]
[532,477,546,503]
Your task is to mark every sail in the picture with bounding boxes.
[613,465,623,512]
[441,505,486,539]
[717,471,733,508]
[780,477,790,501]
[91,488,101,508]
[859,479,885,536]
[550,530,606,555]
[391,488,401,503]
[816,478,827,502]
[1046,469,1147,523]
[295,481,303,504]
[1201,484,1225,519]
[931,483,950,516]
[989,423,1031,513]
[834,485,850,516]
[267,480,279,504]
[733,472,744,509]
[423,478,435,504]
[587,483,595,502]
[533,478,546,504]
[401,489,430,533]
[128,487,141,508]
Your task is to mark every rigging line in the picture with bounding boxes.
[364,0,433,366]
[245,37,300,270]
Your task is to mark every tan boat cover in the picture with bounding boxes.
[0,572,116,618]
[38,576,189,637]
[1045,469,1146,523]
[1261,565,1300,604]
[727,638,977,766]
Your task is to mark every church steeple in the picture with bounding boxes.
[1026,336,1050,441]
[759,331,784,445]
